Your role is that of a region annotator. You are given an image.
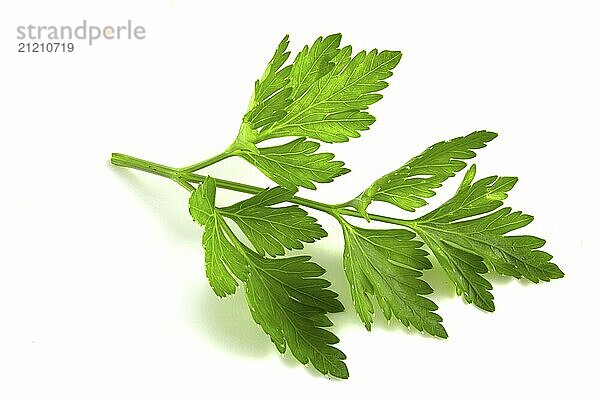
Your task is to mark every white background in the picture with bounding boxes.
[1,1,598,398]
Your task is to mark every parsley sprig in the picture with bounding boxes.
[111,34,563,379]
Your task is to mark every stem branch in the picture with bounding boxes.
[178,151,235,173]
[110,153,414,228]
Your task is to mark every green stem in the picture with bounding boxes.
[110,153,415,229]
[111,153,177,179]
[111,153,194,192]
[178,150,235,173]
[339,209,415,228]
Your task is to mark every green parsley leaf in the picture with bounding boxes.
[241,138,350,190]
[220,186,327,256]
[339,219,447,337]
[245,252,348,379]
[354,130,497,216]
[261,44,401,143]
[188,177,248,297]
[188,177,348,378]
[413,165,564,311]
[235,34,399,191]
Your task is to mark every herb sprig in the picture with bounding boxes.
[111,34,563,379]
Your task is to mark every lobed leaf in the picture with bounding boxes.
[189,177,248,297]
[220,186,327,256]
[236,34,400,191]
[188,177,347,378]
[339,220,447,338]
[262,45,401,143]
[354,130,497,216]
[241,138,349,190]
[245,253,348,379]
[413,166,564,311]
